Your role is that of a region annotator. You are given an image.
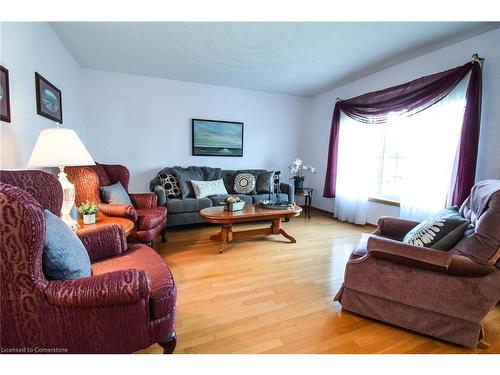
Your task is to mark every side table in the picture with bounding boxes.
[77,215,135,237]
[296,188,314,218]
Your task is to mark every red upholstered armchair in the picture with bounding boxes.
[335,180,500,348]
[0,170,176,353]
[66,163,167,244]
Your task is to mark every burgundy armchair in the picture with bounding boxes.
[65,163,167,244]
[335,180,500,348]
[0,170,176,353]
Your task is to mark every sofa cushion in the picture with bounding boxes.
[100,181,133,206]
[250,193,289,204]
[191,179,228,199]
[43,210,91,280]
[256,171,274,193]
[173,167,203,199]
[137,207,167,230]
[209,194,253,206]
[234,173,257,194]
[166,197,213,214]
[202,166,222,181]
[91,244,176,320]
[158,173,181,199]
[221,170,236,194]
[403,207,470,250]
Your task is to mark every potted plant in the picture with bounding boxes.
[288,158,317,191]
[225,195,245,211]
[78,201,99,224]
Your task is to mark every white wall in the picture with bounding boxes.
[81,69,307,192]
[300,28,500,223]
[0,22,86,168]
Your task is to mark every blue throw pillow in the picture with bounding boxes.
[43,209,91,280]
[100,181,133,205]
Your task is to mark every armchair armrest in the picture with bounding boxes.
[367,235,494,277]
[374,216,419,240]
[76,222,127,262]
[130,192,158,209]
[45,269,152,308]
[97,203,137,222]
[280,182,295,203]
[152,185,167,207]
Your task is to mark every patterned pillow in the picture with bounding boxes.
[158,173,181,199]
[403,207,470,250]
[234,173,256,195]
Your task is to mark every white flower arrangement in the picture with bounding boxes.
[288,158,317,180]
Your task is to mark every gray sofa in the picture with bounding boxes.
[150,166,295,226]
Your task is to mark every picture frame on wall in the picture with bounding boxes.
[192,118,244,157]
[0,65,11,123]
[35,72,63,123]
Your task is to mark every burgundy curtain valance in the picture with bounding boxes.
[323,60,482,206]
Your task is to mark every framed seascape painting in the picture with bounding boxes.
[35,72,63,123]
[0,66,11,123]
[192,119,244,157]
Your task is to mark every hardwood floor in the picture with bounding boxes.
[137,209,500,354]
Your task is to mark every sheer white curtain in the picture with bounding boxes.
[334,113,380,224]
[398,77,468,221]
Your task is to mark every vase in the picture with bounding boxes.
[294,178,304,191]
[83,214,96,224]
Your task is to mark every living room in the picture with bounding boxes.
[1,0,499,372]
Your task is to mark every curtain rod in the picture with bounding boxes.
[471,53,485,67]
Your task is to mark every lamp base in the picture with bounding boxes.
[58,166,79,230]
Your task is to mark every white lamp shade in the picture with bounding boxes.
[28,128,95,167]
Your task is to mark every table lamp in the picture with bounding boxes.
[28,126,95,229]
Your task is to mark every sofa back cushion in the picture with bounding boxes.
[202,166,222,181]
[256,171,274,193]
[174,167,204,199]
[43,209,91,280]
[221,170,237,194]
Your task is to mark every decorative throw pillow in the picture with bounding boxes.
[43,210,91,280]
[158,173,181,199]
[256,171,274,193]
[403,207,470,250]
[191,179,228,199]
[100,181,133,205]
[174,168,204,199]
[234,173,256,195]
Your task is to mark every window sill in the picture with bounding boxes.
[368,196,400,207]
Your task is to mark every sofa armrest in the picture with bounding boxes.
[97,203,137,222]
[76,223,127,262]
[367,235,494,277]
[153,185,167,207]
[45,269,152,308]
[280,182,295,203]
[374,216,419,240]
[130,192,158,209]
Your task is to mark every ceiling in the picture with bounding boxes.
[50,22,499,97]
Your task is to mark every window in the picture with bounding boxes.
[335,77,468,222]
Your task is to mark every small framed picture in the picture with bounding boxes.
[35,72,63,123]
[0,66,11,123]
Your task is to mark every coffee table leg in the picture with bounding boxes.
[218,224,233,254]
[271,219,296,243]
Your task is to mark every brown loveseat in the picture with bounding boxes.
[335,180,500,347]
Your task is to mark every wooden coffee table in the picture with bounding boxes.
[200,204,302,253]
[77,215,135,237]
